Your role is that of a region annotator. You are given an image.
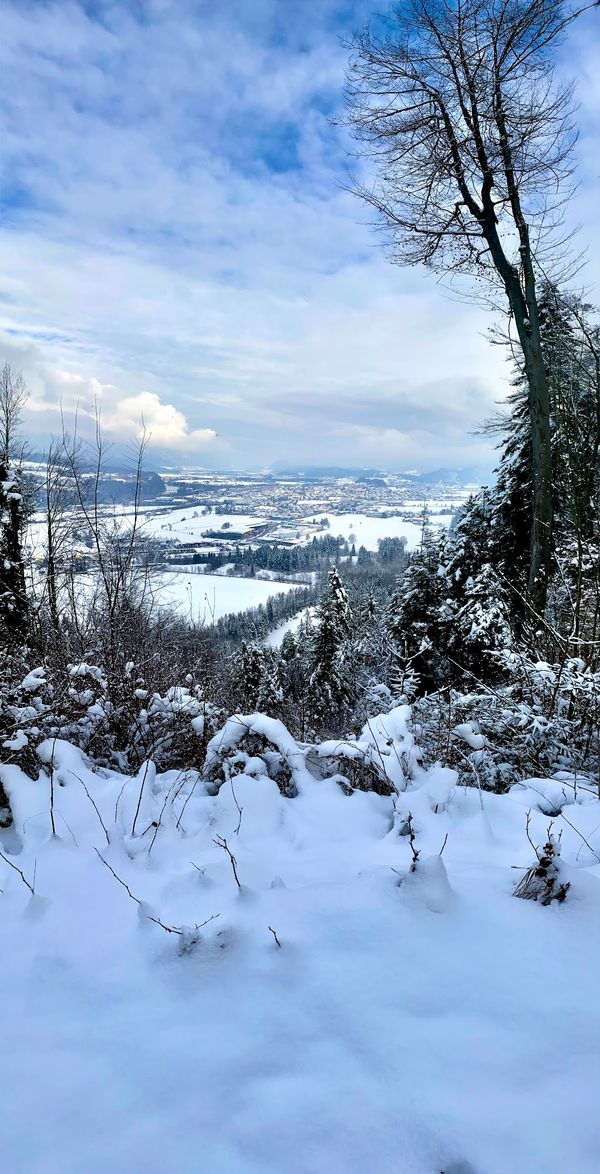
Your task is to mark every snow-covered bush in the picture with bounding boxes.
[0,651,225,824]
[203,713,315,797]
[513,823,571,905]
[411,648,600,793]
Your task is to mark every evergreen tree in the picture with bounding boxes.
[237,641,265,710]
[440,491,494,592]
[256,650,284,716]
[388,645,420,703]
[308,568,353,729]
[490,286,600,600]
[451,563,513,680]
[387,518,443,693]
[279,622,312,738]
[0,365,30,645]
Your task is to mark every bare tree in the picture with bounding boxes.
[343,0,597,608]
[36,436,79,644]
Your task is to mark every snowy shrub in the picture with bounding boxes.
[411,646,600,794]
[513,820,570,905]
[203,713,317,797]
[317,743,397,796]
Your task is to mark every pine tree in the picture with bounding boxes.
[388,645,420,703]
[308,568,353,729]
[387,517,443,693]
[256,650,284,716]
[440,491,494,591]
[0,365,30,646]
[451,563,513,680]
[490,285,600,600]
[237,641,265,711]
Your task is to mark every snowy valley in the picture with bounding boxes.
[2,0,600,1170]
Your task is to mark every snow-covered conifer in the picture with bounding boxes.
[387,515,443,692]
[0,365,30,645]
[238,641,266,711]
[308,568,354,730]
[256,650,284,716]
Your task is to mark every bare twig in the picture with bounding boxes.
[147,771,189,855]
[0,848,35,895]
[213,835,241,889]
[406,813,420,871]
[268,925,282,948]
[114,777,129,825]
[72,771,110,845]
[131,760,152,837]
[94,849,220,935]
[230,778,243,836]
[175,773,201,831]
[525,810,538,857]
[558,811,600,864]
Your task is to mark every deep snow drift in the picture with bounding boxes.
[1,707,599,1174]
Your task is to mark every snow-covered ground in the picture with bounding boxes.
[27,506,454,560]
[402,497,470,514]
[1,707,599,1174]
[141,508,266,543]
[154,571,298,622]
[138,504,462,552]
[310,512,446,552]
[54,571,299,625]
[25,509,267,556]
[264,606,314,648]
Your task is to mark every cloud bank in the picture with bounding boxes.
[1,1,597,469]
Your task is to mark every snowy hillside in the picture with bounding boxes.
[2,707,599,1174]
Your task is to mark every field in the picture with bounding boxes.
[314,512,442,551]
[153,571,298,623]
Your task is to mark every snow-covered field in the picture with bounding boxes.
[139,507,449,552]
[27,505,454,559]
[141,508,266,543]
[402,497,470,514]
[2,706,599,1174]
[312,512,444,551]
[155,571,298,622]
[54,571,299,625]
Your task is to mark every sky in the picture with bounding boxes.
[1,1,599,472]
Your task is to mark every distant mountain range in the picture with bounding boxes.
[27,451,494,487]
[412,464,494,486]
[271,463,494,486]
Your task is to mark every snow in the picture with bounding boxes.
[310,512,432,551]
[264,606,314,648]
[453,722,486,750]
[154,572,298,622]
[141,508,265,543]
[20,666,46,692]
[2,729,29,751]
[1,713,599,1174]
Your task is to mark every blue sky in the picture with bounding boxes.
[1,0,598,470]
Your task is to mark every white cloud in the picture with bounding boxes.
[0,332,223,457]
[0,0,597,470]
[97,390,219,450]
